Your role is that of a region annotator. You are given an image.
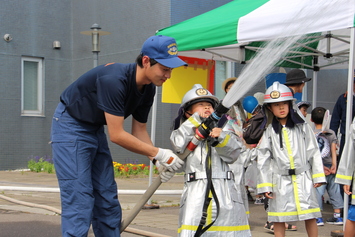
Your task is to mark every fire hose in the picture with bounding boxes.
[120,103,230,232]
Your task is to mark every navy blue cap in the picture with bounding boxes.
[141,35,187,68]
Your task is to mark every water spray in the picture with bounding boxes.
[122,0,339,232]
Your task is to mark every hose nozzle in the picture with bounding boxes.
[196,103,230,146]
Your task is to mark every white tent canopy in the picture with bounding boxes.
[158,0,354,70]
[158,0,355,105]
[179,29,352,70]
[158,0,355,222]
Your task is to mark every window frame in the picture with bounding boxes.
[21,56,45,117]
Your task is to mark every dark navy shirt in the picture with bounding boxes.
[330,93,355,135]
[60,63,156,125]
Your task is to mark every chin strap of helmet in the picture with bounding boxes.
[194,139,220,237]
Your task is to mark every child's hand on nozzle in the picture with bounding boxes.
[209,128,222,138]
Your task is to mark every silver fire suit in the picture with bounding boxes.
[171,113,251,237]
[257,120,326,223]
[335,123,355,204]
[229,147,257,218]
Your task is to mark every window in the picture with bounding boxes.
[21,57,44,116]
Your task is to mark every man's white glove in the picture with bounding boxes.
[153,148,184,172]
[157,163,175,183]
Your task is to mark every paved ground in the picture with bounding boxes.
[0,170,345,236]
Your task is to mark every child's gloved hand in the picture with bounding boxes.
[154,148,184,172]
[156,164,175,183]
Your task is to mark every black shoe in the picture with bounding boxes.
[326,217,343,225]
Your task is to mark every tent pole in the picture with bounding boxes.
[343,27,355,230]
[311,56,319,109]
[312,71,317,109]
[226,61,235,78]
[148,87,158,205]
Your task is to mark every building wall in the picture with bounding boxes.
[0,0,350,170]
[1,1,73,170]
[0,0,234,170]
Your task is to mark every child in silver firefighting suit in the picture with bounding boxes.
[257,81,326,237]
[335,119,355,236]
[222,77,256,214]
[170,84,251,237]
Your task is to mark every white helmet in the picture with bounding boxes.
[264,81,294,104]
[181,84,219,111]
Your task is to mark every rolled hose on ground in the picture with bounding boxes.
[0,193,165,236]
[0,193,61,214]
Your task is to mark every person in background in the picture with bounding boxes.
[221,77,247,137]
[311,107,343,226]
[329,78,355,162]
[335,120,355,237]
[254,92,265,106]
[284,69,311,96]
[242,96,265,205]
[171,84,251,236]
[284,69,312,119]
[330,78,355,201]
[51,35,186,236]
[297,101,311,118]
[221,77,255,202]
[257,82,325,237]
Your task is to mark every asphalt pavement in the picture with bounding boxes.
[0,170,345,237]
